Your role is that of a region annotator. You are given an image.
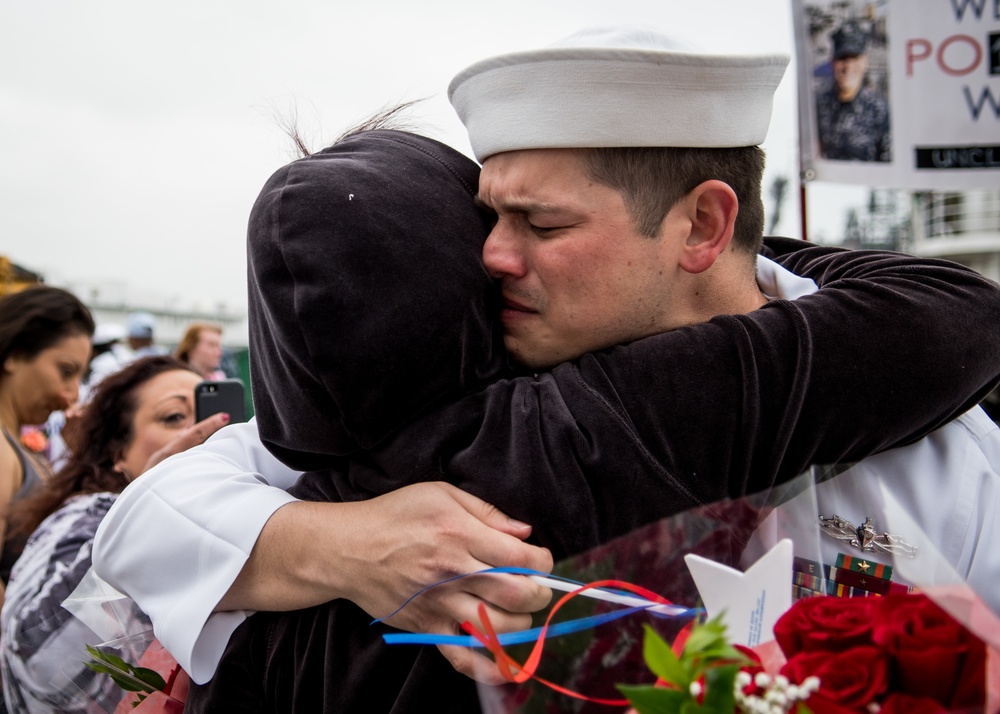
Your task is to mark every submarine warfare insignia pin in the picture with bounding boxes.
[818,515,918,559]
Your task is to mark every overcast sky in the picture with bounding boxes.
[0,0,863,316]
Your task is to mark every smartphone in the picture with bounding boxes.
[195,379,247,424]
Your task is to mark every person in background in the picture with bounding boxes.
[175,323,226,381]
[0,287,93,597]
[124,311,163,359]
[815,19,890,162]
[83,323,130,397]
[0,356,229,714]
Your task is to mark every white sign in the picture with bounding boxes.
[793,0,1000,189]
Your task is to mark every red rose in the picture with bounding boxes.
[781,646,889,711]
[872,594,986,708]
[799,694,863,714]
[878,693,949,714]
[773,595,878,657]
[732,644,763,670]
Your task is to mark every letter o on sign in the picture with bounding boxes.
[938,34,981,76]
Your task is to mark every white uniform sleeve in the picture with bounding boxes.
[92,418,301,684]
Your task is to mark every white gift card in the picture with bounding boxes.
[684,539,793,647]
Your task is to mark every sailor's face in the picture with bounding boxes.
[833,53,867,101]
[478,149,683,369]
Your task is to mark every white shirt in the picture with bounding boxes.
[743,408,1000,604]
[92,256,1000,684]
[93,421,298,684]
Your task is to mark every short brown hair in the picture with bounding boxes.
[174,323,222,363]
[580,145,766,255]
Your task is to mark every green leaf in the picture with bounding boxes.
[700,663,740,712]
[681,615,729,655]
[83,645,162,695]
[109,672,148,692]
[87,645,129,672]
[618,683,691,714]
[131,666,167,692]
[680,700,711,714]
[641,625,691,689]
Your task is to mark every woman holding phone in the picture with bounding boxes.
[0,356,228,714]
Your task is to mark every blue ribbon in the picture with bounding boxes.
[384,606,653,647]
[377,566,700,647]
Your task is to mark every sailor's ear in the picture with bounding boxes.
[677,180,738,275]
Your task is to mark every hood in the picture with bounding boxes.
[246,130,507,469]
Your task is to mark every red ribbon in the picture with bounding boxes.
[460,578,682,706]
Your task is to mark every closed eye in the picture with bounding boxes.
[529,223,566,236]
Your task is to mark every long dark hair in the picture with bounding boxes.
[8,355,196,537]
[0,286,95,368]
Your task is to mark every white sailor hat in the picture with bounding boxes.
[448,26,789,162]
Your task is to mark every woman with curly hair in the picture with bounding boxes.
[0,355,227,714]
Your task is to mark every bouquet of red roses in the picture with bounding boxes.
[770,592,989,713]
[617,588,998,714]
